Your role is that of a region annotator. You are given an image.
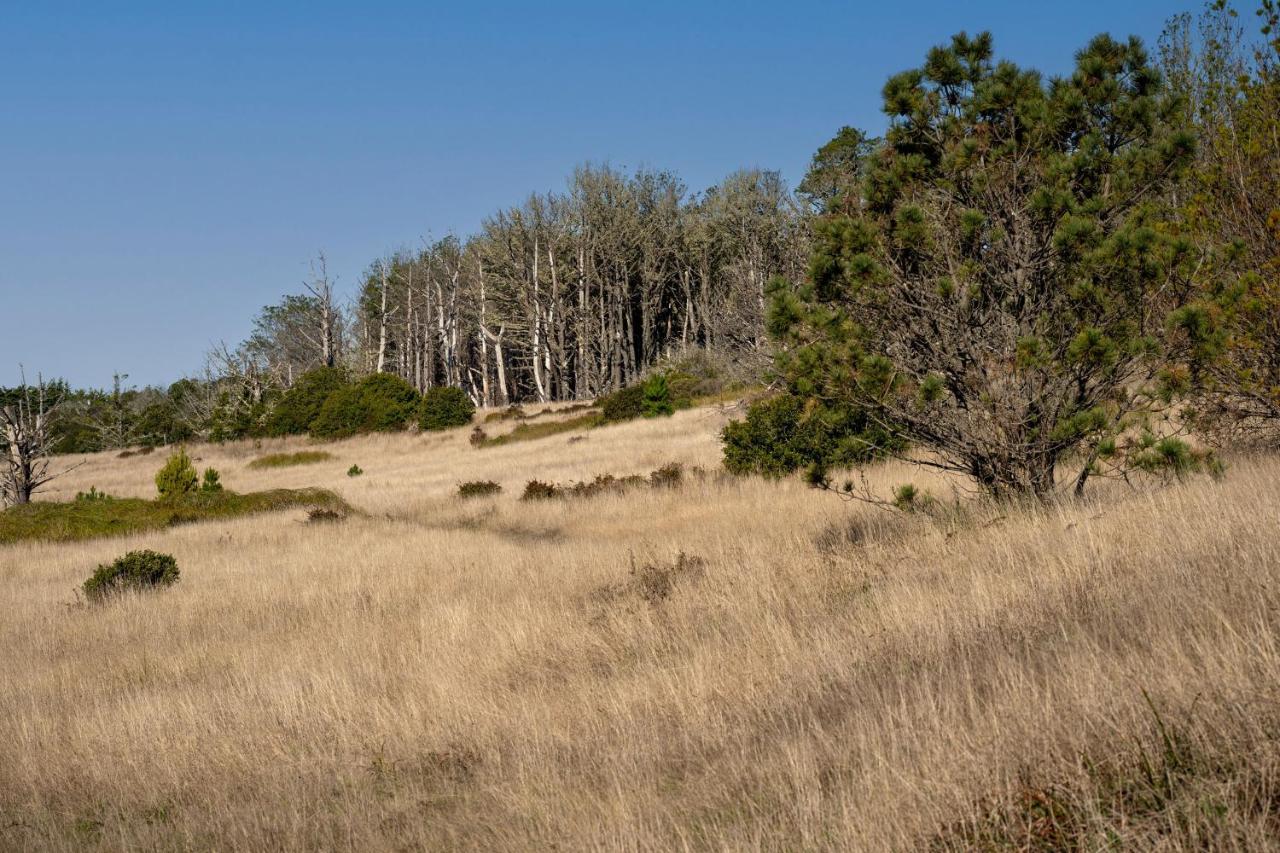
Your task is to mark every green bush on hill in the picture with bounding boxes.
[155,449,199,500]
[82,550,180,602]
[310,373,420,438]
[722,394,898,479]
[419,386,476,431]
[267,367,349,436]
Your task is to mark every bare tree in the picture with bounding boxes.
[1,371,75,506]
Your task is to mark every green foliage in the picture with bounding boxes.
[599,373,686,423]
[310,373,420,439]
[247,451,333,469]
[722,394,896,479]
[773,31,1202,499]
[200,468,223,493]
[599,384,646,422]
[154,449,198,501]
[75,486,112,503]
[267,367,349,436]
[642,374,675,417]
[0,487,349,545]
[347,464,363,477]
[457,480,502,498]
[419,386,476,431]
[82,550,180,602]
[798,126,879,213]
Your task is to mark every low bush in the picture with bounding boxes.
[483,405,527,423]
[82,550,180,602]
[347,464,363,477]
[599,384,646,422]
[648,462,683,488]
[75,486,112,502]
[420,386,476,431]
[1,488,350,544]
[457,480,502,498]
[629,551,706,605]
[477,412,603,447]
[307,507,345,523]
[520,480,561,501]
[155,450,199,501]
[248,451,334,469]
[599,373,688,423]
[311,373,420,439]
[518,464,684,502]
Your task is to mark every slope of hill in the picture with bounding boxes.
[2,404,1278,850]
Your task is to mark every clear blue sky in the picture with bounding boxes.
[1,0,1187,389]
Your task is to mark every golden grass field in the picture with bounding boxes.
[2,403,1279,850]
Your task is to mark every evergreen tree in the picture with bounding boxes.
[772,32,1202,499]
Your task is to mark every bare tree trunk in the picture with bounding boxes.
[375,261,391,374]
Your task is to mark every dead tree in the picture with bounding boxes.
[1,372,71,506]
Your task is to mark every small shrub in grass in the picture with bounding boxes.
[248,451,333,469]
[155,450,198,501]
[307,507,345,523]
[521,480,561,501]
[200,468,223,493]
[457,480,502,498]
[75,486,112,502]
[419,386,476,431]
[483,404,527,423]
[629,551,706,605]
[648,462,683,488]
[82,550,180,602]
[347,464,363,477]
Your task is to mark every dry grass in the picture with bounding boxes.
[2,406,1278,850]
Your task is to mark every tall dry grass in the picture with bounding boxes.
[2,406,1278,850]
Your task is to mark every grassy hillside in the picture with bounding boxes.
[1,404,1277,850]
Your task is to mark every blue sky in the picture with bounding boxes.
[1,0,1187,388]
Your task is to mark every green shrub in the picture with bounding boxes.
[247,451,333,469]
[642,374,676,417]
[75,486,112,502]
[82,550,180,602]
[347,464,363,477]
[599,384,646,422]
[155,450,199,501]
[722,394,897,479]
[600,373,686,422]
[200,468,223,493]
[267,367,350,436]
[457,480,502,498]
[311,373,420,438]
[419,386,476,431]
